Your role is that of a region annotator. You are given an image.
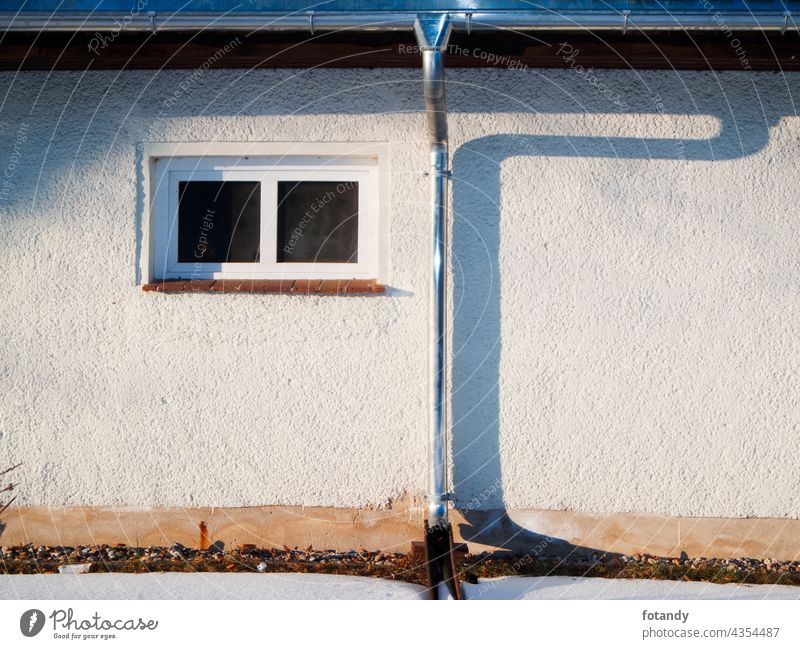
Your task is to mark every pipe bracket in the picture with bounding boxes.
[424,492,453,501]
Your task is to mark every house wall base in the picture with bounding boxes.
[2,505,798,561]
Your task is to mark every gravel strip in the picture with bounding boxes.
[3,544,800,587]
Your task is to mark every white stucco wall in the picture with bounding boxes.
[0,67,798,518]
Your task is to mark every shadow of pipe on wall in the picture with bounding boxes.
[449,73,796,557]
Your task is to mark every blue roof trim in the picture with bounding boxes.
[2,0,797,13]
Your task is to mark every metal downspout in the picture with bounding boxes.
[415,14,462,600]
[414,15,452,527]
[415,12,452,532]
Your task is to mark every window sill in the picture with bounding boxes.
[142,279,386,294]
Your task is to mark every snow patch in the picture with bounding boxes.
[463,576,800,600]
[0,573,427,600]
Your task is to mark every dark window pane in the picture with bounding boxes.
[277,181,358,263]
[178,181,260,263]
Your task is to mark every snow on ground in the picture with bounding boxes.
[4,573,800,600]
[463,576,800,600]
[0,573,427,600]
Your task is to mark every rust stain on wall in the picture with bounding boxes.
[199,521,209,550]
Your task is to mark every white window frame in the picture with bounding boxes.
[144,143,388,282]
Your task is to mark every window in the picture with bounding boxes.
[151,155,379,281]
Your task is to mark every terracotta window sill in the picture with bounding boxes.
[142,279,385,294]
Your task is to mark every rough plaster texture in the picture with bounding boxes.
[0,67,798,518]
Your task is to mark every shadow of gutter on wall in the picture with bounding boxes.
[449,74,792,557]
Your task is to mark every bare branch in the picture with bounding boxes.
[0,495,16,517]
[0,463,21,478]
